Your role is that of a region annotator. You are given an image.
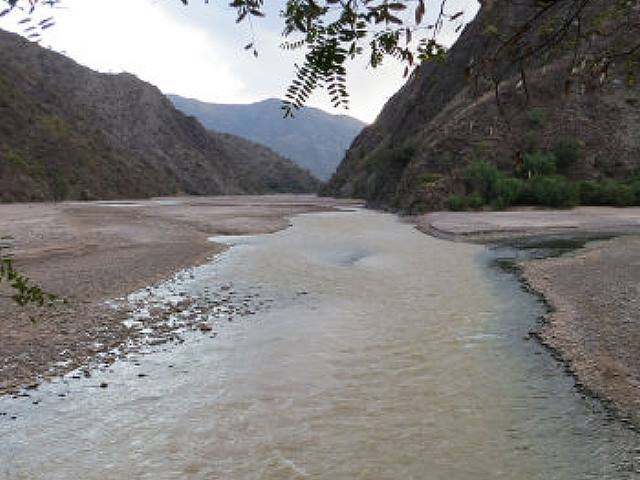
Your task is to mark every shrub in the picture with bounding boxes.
[553,137,583,173]
[527,108,548,129]
[579,180,635,206]
[598,180,634,206]
[578,181,601,205]
[464,160,500,202]
[631,180,640,205]
[492,177,524,209]
[523,152,557,178]
[467,194,484,210]
[448,195,468,211]
[528,175,579,207]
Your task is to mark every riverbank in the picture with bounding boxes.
[0,195,359,394]
[416,207,640,426]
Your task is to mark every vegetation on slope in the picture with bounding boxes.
[0,29,319,203]
[324,1,640,212]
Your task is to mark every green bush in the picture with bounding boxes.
[598,180,634,206]
[631,180,640,205]
[492,177,524,209]
[527,108,548,129]
[579,180,635,206]
[523,152,557,178]
[528,175,579,207]
[448,195,468,211]
[553,138,583,173]
[578,181,601,205]
[467,194,484,210]
[464,160,500,202]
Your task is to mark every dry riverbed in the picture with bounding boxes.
[417,207,640,426]
[0,195,359,394]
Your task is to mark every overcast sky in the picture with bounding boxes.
[0,0,478,123]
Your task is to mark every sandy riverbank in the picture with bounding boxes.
[417,207,640,425]
[0,195,359,393]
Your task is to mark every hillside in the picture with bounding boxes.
[0,30,319,202]
[169,96,365,181]
[324,1,640,212]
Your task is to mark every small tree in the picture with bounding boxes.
[0,239,55,306]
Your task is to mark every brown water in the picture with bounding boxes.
[1,210,638,479]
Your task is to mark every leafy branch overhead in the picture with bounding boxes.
[180,0,640,117]
[180,0,461,116]
[0,0,59,41]
[5,0,640,117]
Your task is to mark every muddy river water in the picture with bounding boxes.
[1,210,638,479]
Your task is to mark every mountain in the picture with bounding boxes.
[0,30,319,203]
[324,1,640,212]
[168,95,365,181]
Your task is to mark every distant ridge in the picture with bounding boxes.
[0,29,319,202]
[169,95,365,181]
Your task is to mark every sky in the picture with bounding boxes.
[0,0,479,123]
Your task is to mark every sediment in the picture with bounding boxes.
[0,195,356,394]
[520,236,640,426]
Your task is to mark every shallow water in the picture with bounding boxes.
[1,210,638,479]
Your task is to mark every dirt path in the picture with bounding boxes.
[0,195,359,393]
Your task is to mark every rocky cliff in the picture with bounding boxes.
[0,30,319,202]
[324,0,640,212]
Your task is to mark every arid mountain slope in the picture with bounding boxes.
[324,1,640,212]
[0,30,319,202]
[169,96,365,181]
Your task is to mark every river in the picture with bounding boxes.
[1,209,638,479]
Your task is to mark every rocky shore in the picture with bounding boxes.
[0,195,358,394]
[521,236,640,426]
[417,207,640,427]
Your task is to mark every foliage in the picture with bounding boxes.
[5,1,640,115]
[0,241,56,306]
[527,109,548,129]
[552,137,583,173]
[276,0,456,115]
[463,159,500,203]
[578,179,635,206]
[0,0,58,41]
[3,145,44,177]
[577,180,601,205]
[522,152,556,178]
[466,194,483,210]
[524,175,579,208]
[632,180,640,205]
[447,194,467,212]
[491,176,524,210]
